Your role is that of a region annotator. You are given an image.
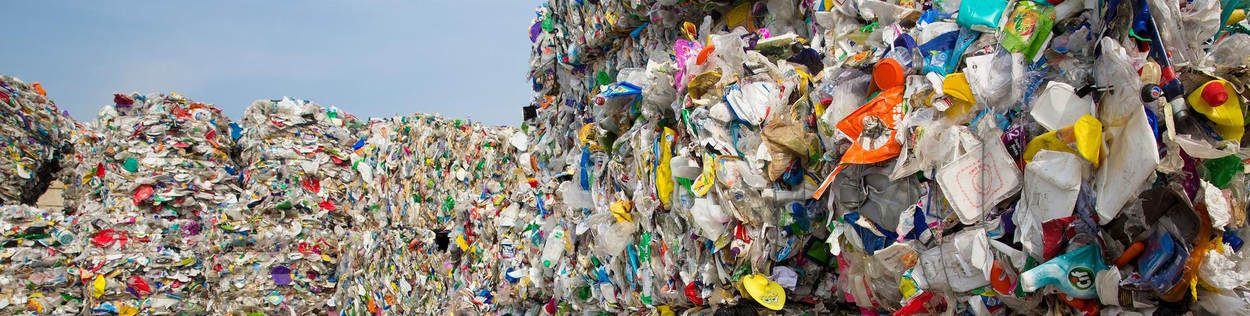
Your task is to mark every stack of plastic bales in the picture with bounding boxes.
[521,0,1250,314]
[337,114,530,314]
[6,0,1250,312]
[68,93,240,314]
[210,97,365,314]
[0,74,82,314]
[0,75,76,206]
[0,204,83,314]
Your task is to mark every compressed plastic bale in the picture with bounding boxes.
[0,205,81,314]
[0,75,76,206]
[518,0,1250,314]
[332,113,527,314]
[208,97,365,314]
[67,92,239,314]
[524,2,874,313]
[516,0,1250,313]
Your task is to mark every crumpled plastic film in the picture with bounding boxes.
[66,92,240,314]
[206,97,365,314]
[0,75,76,206]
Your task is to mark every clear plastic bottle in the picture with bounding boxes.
[540,228,567,268]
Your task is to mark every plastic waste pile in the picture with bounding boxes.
[64,92,240,314]
[523,0,1250,314]
[0,204,82,314]
[5,0,1250,312]
[524,1,828,313]
[208,97,366,314]
[0,81,540,314]
[0,75,76,205]
[336,114,529,314]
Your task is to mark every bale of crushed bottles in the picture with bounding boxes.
[0,204,82,314]
[335,113,530,314]
[519,0,1250,314]
[66,92,240,314]
[0,75,77,206]
[207,97,365,314]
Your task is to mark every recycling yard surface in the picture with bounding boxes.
[5,0,1250,315]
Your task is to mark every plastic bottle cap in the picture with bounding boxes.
[873,58,905,90]
[1202,81,1228,106]
[1140,84,1163,102]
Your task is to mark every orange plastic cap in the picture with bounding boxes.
[873,58,905,90]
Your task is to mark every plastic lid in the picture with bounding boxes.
[741,274,786,310]
[1202,81,1228,106]
[873,58,905,90]
[1187,80,1243,129]
[941,73,975,105]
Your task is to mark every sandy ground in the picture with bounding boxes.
[35,180,64,211]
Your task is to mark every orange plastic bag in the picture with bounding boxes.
[837,86,905,164]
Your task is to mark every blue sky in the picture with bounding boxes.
[0,1,538,126]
